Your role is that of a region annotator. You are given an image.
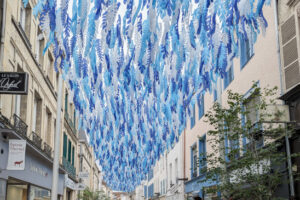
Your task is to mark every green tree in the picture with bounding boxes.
[200,84,296,200]
[78,187,110,200]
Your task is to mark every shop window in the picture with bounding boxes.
[29,185,50,200]
[6,179,28,200]
[36,28,44,66]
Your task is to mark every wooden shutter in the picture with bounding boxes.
[63,133,67,158]
[281,15,300,90]
[72,146,75,165]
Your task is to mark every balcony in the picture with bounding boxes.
[32,131,42,149]
[62,157,76,179]
[64,112,77,136]
[13,114,28,137]
[43,142,52,158]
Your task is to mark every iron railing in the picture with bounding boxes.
[62,157,76,178]
[32,131,42,149]
[13,114,28,137]
[43,142,52,158]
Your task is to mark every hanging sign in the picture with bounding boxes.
[0,72,28,94]
[78,171,89,179]
[76,183,86,191]
[7,139,26,170]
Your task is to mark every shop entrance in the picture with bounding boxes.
[6,178,51,200]
[6,179,28,200]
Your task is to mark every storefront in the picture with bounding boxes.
[0,122,65,200]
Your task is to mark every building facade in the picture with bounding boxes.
[277,0,300,198]
[0,1,106,200]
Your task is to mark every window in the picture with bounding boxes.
[169,163,172,185]
[225,130,240,162]
[20,3,31,38]
[198,135,206,174]
[72,145,75,165]
[32,93,42,135]
[213,88,217,102]
[198,94,204,120]
[175,158,178,183]
[47,54,54,83]
[148,169,154,181]
[144,185,147,199]
[148,184,154,198]
[68,139,72,162]
[36,28,44,65]
[63,133,67,158]
[190,104,195,129]
[65,92,68,113]
[191,145,197,178]
[240,36,253,69]
[243,93,263,151]
[223,65,234,89]
[45,109,52,145]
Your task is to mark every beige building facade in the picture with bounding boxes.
[0,0,106,200]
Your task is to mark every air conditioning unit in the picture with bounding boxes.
[279,3,300,91]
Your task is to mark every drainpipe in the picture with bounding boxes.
[0,0,7,111]
[273,0,284,96]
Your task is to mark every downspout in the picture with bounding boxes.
[273,0,284,96]
[0,0,7,111]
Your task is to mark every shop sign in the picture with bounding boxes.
[6,139,26,170]
[29,162,48,177]
[64,175,76,190]
[78,171,89,179]
[0,72,28,94]
[76,183,86,191]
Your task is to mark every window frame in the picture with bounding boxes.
[240,35,254,69]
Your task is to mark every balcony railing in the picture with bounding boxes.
[43,142,52,158]
[64,112,77,136]
[32,131,42,149]
[62,156,76,178]
[13,114,28,137]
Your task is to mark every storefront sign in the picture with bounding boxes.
[64,175,76,190]
[78,171,89,179]
[29,162,48,177]
[0,72,28,94]
[6,140,26,170]
[76,183,86,191]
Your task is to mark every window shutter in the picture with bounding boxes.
[68,140,71,162]
[72,146,75,165]
[281,15,300,90]
[63,133,67,158]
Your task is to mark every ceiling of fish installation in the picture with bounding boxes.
[27,0,269,191]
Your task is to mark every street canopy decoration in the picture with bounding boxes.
[25,0,270,191]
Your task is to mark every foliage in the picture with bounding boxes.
[78,188,110,200]
[200,84,296,200]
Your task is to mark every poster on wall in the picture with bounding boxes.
[6,139,26,170]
